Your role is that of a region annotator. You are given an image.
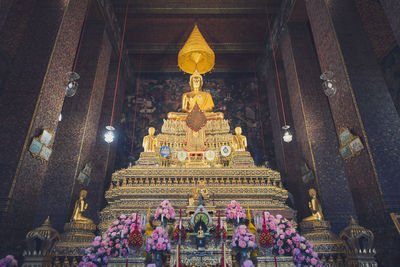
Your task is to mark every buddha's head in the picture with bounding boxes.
[190,70,203,91]
[235,127,242,135]
[148,127,155,136]
[80,190,87,198]
[309,188,316,197]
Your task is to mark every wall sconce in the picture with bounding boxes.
[282,125,293,143]
[65,71,80,97]
[320,71,337,97]
[104,126,116,144]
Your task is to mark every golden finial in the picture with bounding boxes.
[178,25,215,74]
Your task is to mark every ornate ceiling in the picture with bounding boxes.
[110,0,282,72]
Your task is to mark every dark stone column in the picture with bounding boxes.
[306,0,400,264]
[0,0,89,256]
[262,55,309,221]
[280,22,357,233]
[379,0,400,45]
[85,57,128,223]
[34,19,112,232]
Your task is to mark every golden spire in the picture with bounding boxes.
[178,25,215,74]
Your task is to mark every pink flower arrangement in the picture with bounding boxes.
[0,255,17,267]
[145,227,172,253]
[231,225,257,251]
[79,213,140,267]
[154,200,176,221]
[225,200,246,224]
[242,259,254,267]
[258,212,323,267]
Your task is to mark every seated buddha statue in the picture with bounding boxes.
[303,188,324,221]
[71,190,93,224]
[142,127,158,152]
[232,127,247,151]
[167,70,224,120]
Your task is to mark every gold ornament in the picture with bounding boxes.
[178,25,215,74]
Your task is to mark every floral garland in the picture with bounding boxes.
[79,213,140,267]
[231,225,257,251]
[154,200,176,221]
[225,200,246,224]
[0,255,17,267]
[145,227,172,253]
[258,212,323,267]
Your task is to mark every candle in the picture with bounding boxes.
[179,219,182,229]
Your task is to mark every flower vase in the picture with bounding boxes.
[154,251,163,267]
[239,249,248,266]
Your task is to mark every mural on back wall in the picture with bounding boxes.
[381,45,400,116]
[115,72,275,169]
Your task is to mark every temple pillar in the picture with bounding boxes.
[280,22,357,233]
[306,0,400,264]
[262,56,309,220]
[85,58,128,222]
[34,15,112,232]
[0,0,89,256]
[379,0,400,45]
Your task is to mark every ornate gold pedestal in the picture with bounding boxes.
[55,221,96,256]
[257,256,294,266]
[136,152,160,166]
[300,220,346,266]
[107,257,146,267]
[231,151,254,166]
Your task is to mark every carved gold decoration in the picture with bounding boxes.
[339,217,377,266]
[55,220,96,256]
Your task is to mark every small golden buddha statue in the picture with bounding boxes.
[232,127,247,151]
[197,226,205,238]
[71,190,93,223]
[303,188,324,221]
[167,70,224,120]
[142,127,158,152]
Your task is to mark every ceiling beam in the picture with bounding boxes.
[114,7,279,15]
[131,65,256,73]
[127,43,265,54]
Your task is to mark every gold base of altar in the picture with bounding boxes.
[231,151,254,166]
[108,257,146,267]
[300,219,346,266]
[99,166,294,232]
[55,221,96,256]
[136,152,160,166]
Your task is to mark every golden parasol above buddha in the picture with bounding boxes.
[168,25,223,121]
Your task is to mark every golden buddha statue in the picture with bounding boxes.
[167,70,224,120]
[197,225,205,238]
[71,190,93,223]
[142,127,158,152]
[303,188,324,221]
[232,127,247,151]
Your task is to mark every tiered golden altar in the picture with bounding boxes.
[97,25,295,267]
